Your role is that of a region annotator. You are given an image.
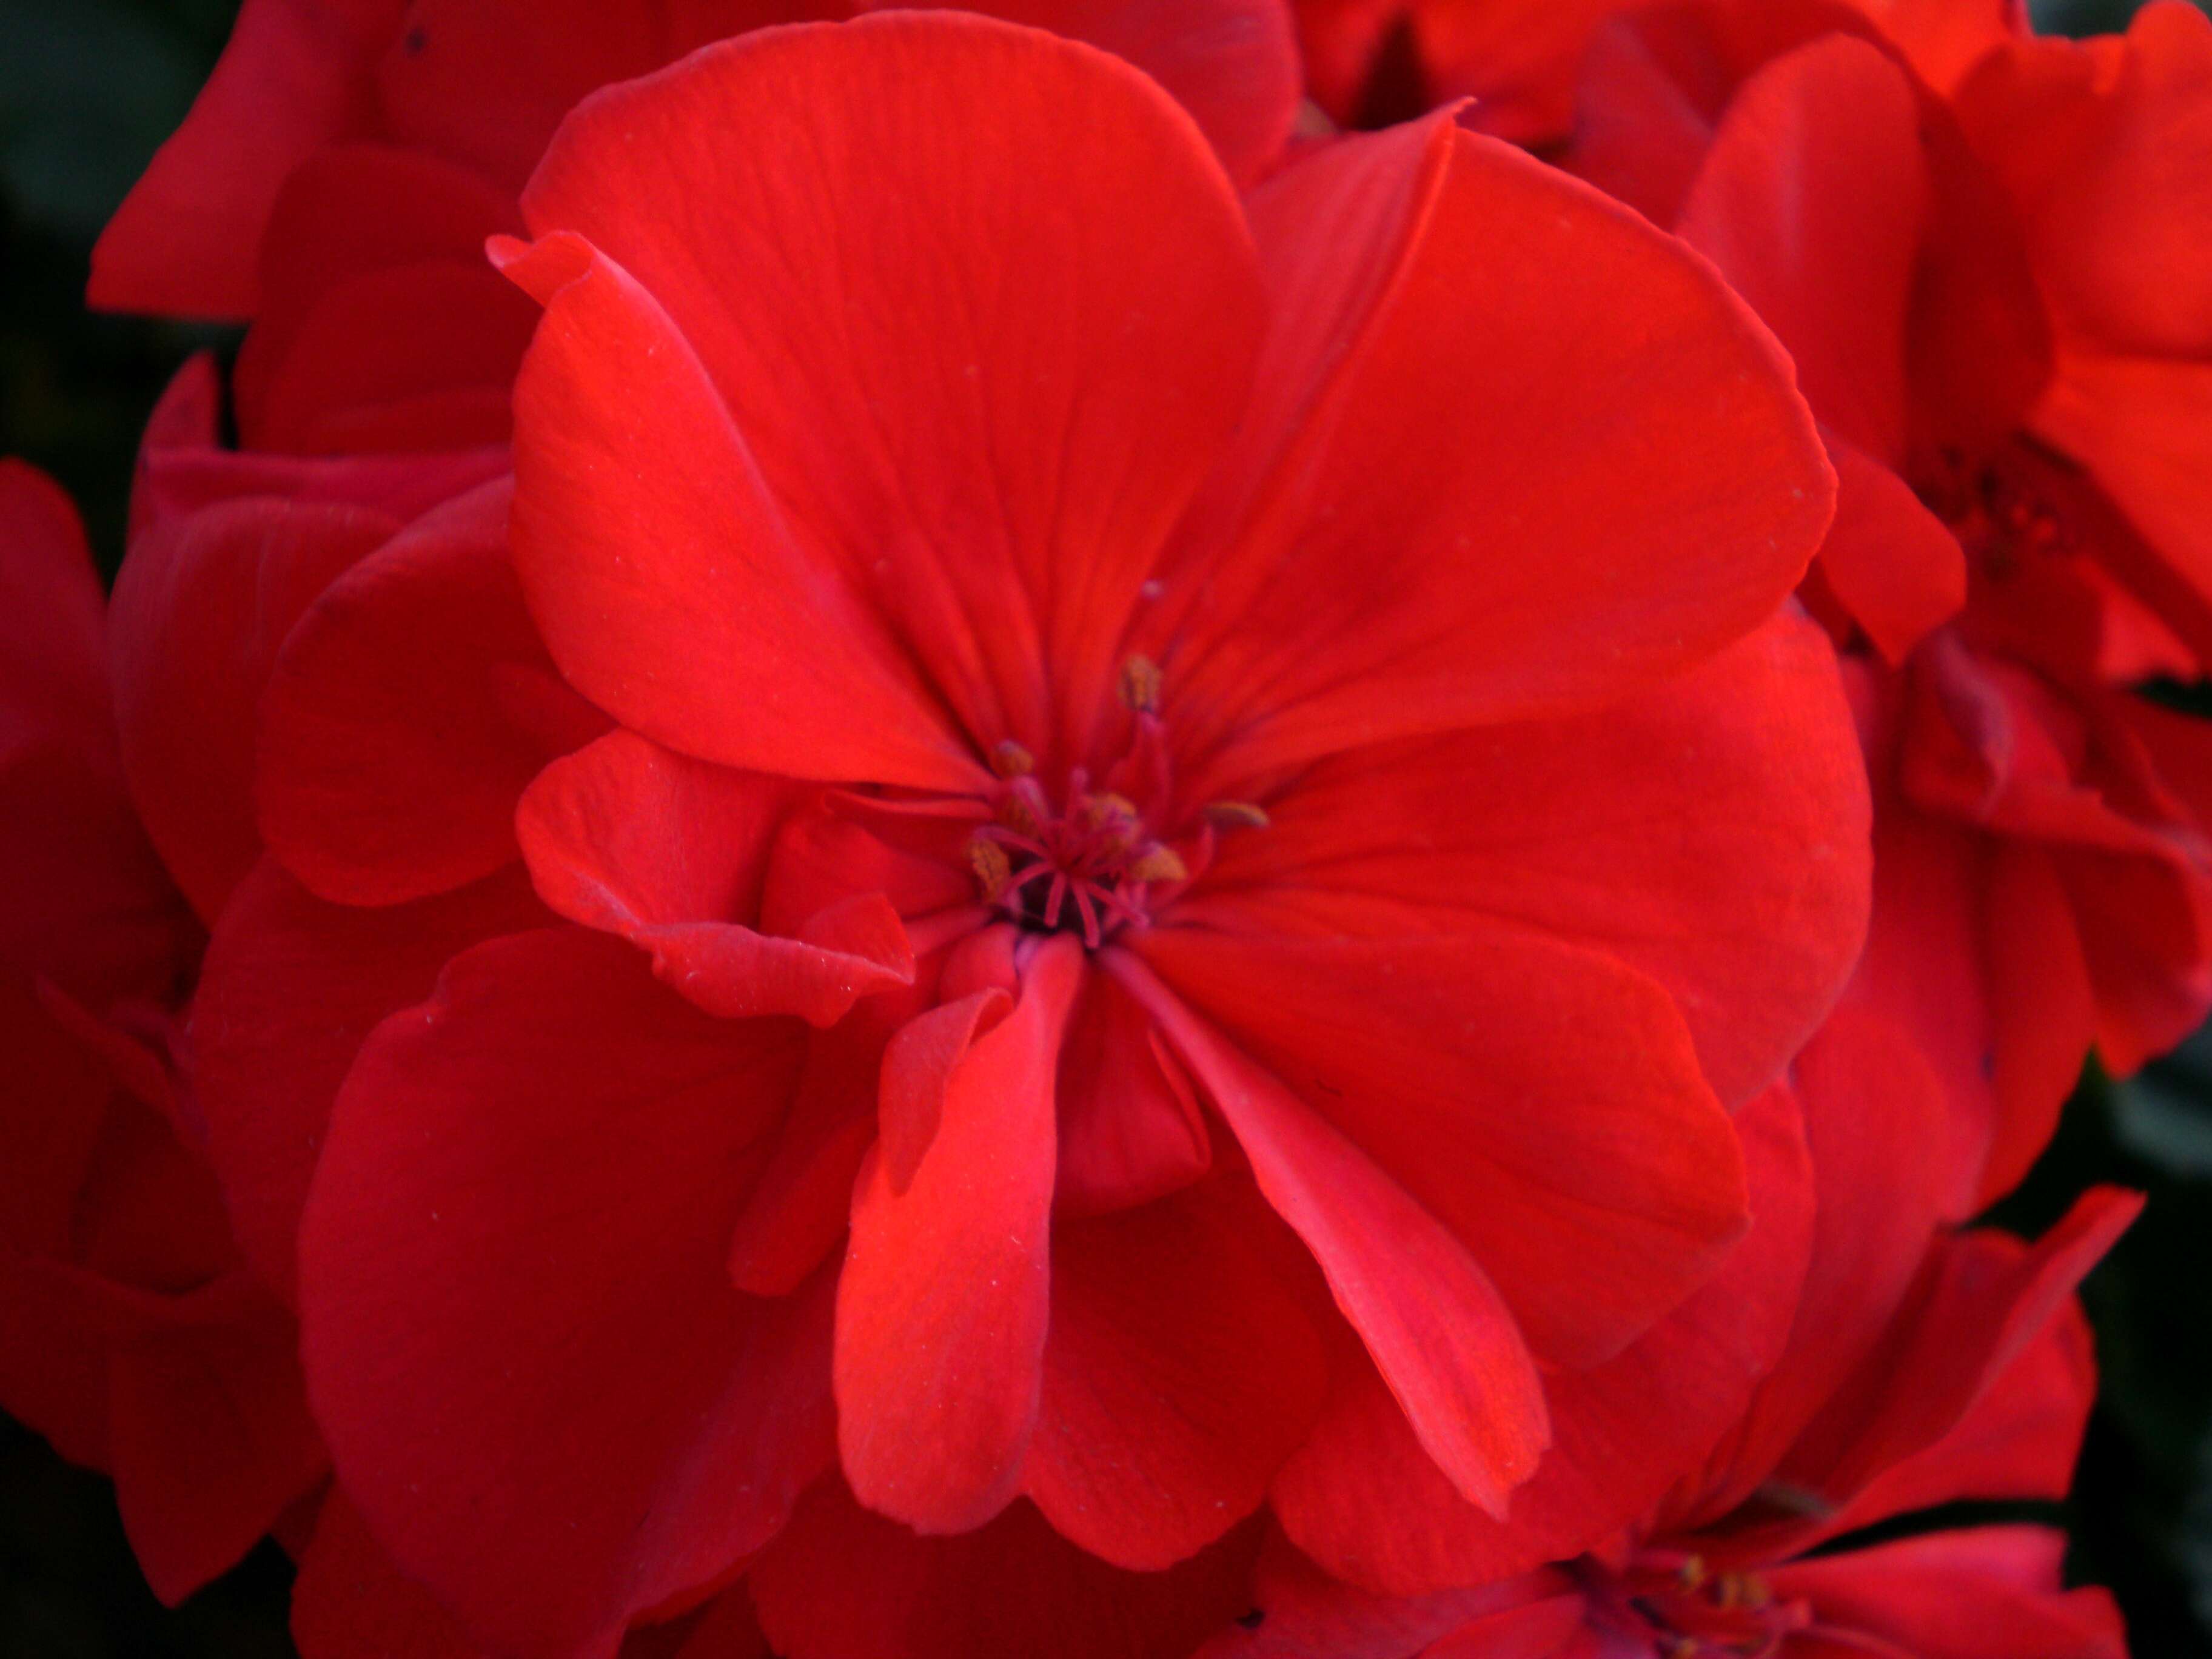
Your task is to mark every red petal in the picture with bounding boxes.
[1297,0,1638,143]
[1840,730,2012,1215]
[1675,1007,1962,1525]
[520,732,913,1024]
[879,990,1011,1193]
[258,478,608,905]
[655,1592,773,1659]
[249,139,521,318]
[130,356,508,544]
[931,0,1299,183]
[501,229,981,790]
[1566,7,1734,227]
[514,12,1264,765]
[192,857,547,1304]
[1825,1296,2098,1540]
[1864,0,2026,92]
[1767,1526,2127,1659]
[241,257,539,455]
[1022,1176,1329,1567]
[0,459,109,759]
[87,0,404,318]
[0,980,111,1262]
[1956,9,2212,645]
[0,464,190,1010]
[750,1480,1263,1659]
[1131,928,1748,1369]
[298,928,816,1659]
[1960,3,2212,361]
[836,937,1082,1533]
[1752,1187,2140,1555]
[727,1010,911,1299]
[1980,843,2097,1203]
[1817,434,1968,659]
[290,1492,484,1659]
[760,795,984,936]
[2033,351,2212,665]
[1118,956,1551,1520]
[1909,84,2056,457]
[1419,1600,1599,1659]
[0,746,187,1027]
[1675,35,1930,462]
[1272,1082,1812,1596]
[1903,642,2212,1076]
[105,1276,327,1605]
[1053,966,1212,1216]
[231,141,532,454]
[1153,113,1833,786]
[372,1,831,191]
[0,1250,112,1473]
[1195,1530,1578,1659]
[1195,608,1869,1109]
[110,495,397,920]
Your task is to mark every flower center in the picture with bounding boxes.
[1914,442,2079,587]
[1579,1553,1810,1659]
[968,769,1187,948]
[960,657,1265,948]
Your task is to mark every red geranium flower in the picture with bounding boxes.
[1462,0,2212,1210]
[1204,1008,2140,1659]
[0,460,326,1603]
[89,0,1302,457]
[159,12,1875,1656]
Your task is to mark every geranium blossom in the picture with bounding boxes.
[1612,0,2212,1210]
[142,12,1880,1656]
[7,0,2195,1652]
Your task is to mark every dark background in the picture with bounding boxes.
[2,0,2208,1652]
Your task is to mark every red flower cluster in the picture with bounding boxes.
[3,0,2202,1654]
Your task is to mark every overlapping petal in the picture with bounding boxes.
[508,13,1265,771]
[298,929,820,1658]
[836,937,1080,1533]
[1187,611,1868,1107]
[1148,114,1834,789]
[1269,1082,1812,1595]
[751,1481,1264,1659]
[1022,1175,1330,1568]
[192,858,548,1303]
[1765,1527,2126,1659]
[109,494,398,920]
[256,477,609,905]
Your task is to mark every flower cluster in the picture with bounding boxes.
[3,1,2204,1655]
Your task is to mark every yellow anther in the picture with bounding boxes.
[1678,1555,1707,1592]
[1084,792,1139,828]
[968,837,1012,901]
[1119,654,1163,714]
[1740,1575,1772,1610]
[1128,844,1189,885]
[1203,800,1270,831]
[999,793,1043,838]
[991,740,1035,778]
